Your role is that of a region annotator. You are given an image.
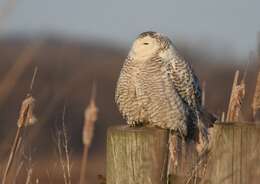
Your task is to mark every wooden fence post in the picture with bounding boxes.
[106,126,169,184]
[106,126,199,184]
[203,122,260,184]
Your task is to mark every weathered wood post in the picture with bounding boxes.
[203,122,260,184]
[106,126,200,184]
[106,126,169,184]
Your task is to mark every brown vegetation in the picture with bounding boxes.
[0,35,259,183]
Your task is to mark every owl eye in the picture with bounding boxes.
[143,42,149,45]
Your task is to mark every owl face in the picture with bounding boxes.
[129,32,168,60]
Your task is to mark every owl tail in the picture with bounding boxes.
[167,131,183,183]
[199,108,217,128]
[196,109,217,154]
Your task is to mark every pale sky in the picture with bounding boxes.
[0,0,260,56]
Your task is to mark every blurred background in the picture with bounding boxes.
[0,0,260,183]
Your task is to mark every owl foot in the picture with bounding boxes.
[128,121,144,127]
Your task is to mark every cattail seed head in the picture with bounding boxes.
[82,98,98,146]
[17,95,37,127]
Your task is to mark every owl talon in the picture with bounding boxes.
[129,121,143,127]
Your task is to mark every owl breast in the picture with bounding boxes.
[115,56,188,135]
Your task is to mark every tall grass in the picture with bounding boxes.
[55,106,72,184]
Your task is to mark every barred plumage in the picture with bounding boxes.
[115,31,215,143]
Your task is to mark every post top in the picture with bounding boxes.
[108,125,169,134]
[215,121,260,127]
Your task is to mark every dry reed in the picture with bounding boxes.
[252,70,260,119]
[201,81,206,107]
[25,167,33,184]
[221,112,225,122]
[13,160,24,183]
[226,70,246,122]
[2,67,38,184]
[79,83,98,184]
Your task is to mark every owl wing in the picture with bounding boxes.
[167,53,216,142]
[167,53,201,111]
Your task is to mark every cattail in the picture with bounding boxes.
[80,83,98,184]
[82,96,98,146]
[17,95,37,127]
[2,67,38,184]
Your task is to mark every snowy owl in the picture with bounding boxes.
[115,31,216,148]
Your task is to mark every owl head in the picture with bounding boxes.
[129,31,172,60]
